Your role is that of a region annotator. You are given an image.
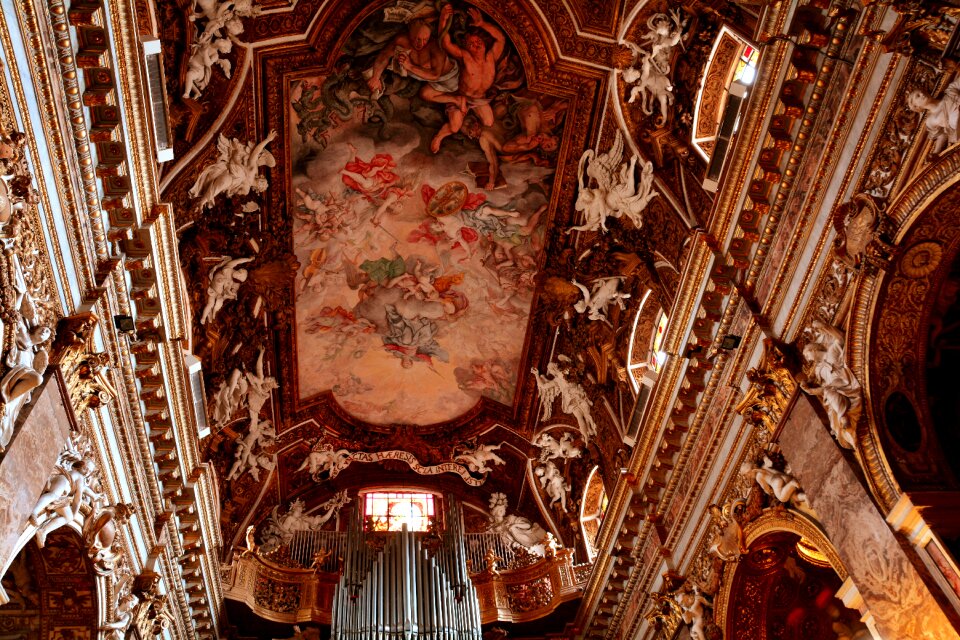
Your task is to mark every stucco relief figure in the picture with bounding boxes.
[190,0,261,40]
[706,499,746,562]
[189,131,278,210]
[569,132,658,234]
[907,76,960,154]
[0,252,52,451]
[832,193,892,271]
[211,367,248,426]
[487,492,547,556]
[532,360,597,444]
[245,347,278,428]
[84,501,135,575]
[182,36,233,101]
[454,442,505,474]
[296,446,352,480]
[30,436,102,547]
[740,455,811,511]
[800,320,862,449]
[534,431,582,462]
[200,256,254,325]
[260,492,350,554]
[621,10,686,123]
[101,570,138,640]
[673,585,711,640]
[226,418,276,482]
[572,277,631,325]
[535,461,570,511]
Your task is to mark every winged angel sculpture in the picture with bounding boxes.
[569,131,658,234]
[189,131,278,210]
[532,361,597,444]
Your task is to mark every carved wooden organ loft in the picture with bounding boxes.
[2,0,960,639]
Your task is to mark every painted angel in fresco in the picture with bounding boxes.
[340,153,411,224]
[430,5,506,153]
[381,304,449,368]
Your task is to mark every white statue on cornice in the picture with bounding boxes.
[200,256,254,324]
[189,131,278,210]
[535,461,570,511]
[799,320,862,449]
[621,9,687,124]
[532,360,597,444]
[740,455,811,511]
[534,430,582,462]
[260,491,350,554]
[572,276,631,325]
[673,584,711,640]
[487,492,547,556]
[30,435,102,547]
[907,76,960,155]
[570,131,658,234]
[182,36,233,101]
[454,442,505,474]
[225,418,276,482]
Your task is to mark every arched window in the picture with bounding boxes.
[692,26,760,189]
[361,491,437,532]
[580,466,609,561]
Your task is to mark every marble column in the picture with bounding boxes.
[779,394,959,640]
[0,372,73,577]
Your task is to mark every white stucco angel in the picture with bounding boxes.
[535,461,570,511]
[191,0,261,40]
[454,442,506,474]
[572,276,631,325]
[707,499,746,562]
[296,446,352,480]
[211,367,248,426]
[101,570,138,640]
[260,491,350,553]
[800,320,862,449]
[245,347,278,429]
[532,361,597,444]
[673,584,711,640]
[569,132,658,234]
[534,431,582,462]
[740,455,810,511]
[200,256,254,325]
[226,418,276,482]
[621,9,686,123]
[30,435,102,547]
[189,131,278,210]
[907,76,960,155]
[182,35,233,101]
[487,492,547,555]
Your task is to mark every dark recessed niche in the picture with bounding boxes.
[884,391,923,453]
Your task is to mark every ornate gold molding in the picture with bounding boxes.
[50,313,117,416]
[735,339,798,434]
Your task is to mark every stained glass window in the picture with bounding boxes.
[363,491,436,532]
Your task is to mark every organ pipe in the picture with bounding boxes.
[331,497,482,640]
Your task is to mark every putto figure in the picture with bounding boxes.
[620,9,687,123]
[572,276,631,325]
[454,442,505,474]
[532,360,597,444]
[200,256,254,325]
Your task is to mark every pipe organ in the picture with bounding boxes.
[331,500,483,639]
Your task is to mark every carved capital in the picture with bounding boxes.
[50,313,117,414]
[735,339,798,433]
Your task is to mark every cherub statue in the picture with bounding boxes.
[800,320,862,449]
[101,570,138,640]
[532,360,597,444]
[296,446,352,480]
[182,35,233,100]
[740,455,810,511]
[535,461,571,511]
[188,131,278,210]
[84,500,135,575]
[706,499,746,562]
[534,431,582,462]
[454,442,506,474]
[673,584,711,640]
[907,76,960,154]
[200,256,254,324]
[620,9,687,123]
[572,277,631,325]
[31,436,102,547]
[225,418,276,482]
[245,347,278,429]
[210,367,248,426]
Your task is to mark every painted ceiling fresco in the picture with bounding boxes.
[288,1,566,425]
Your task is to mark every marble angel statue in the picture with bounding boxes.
[210,367,248,427]
[487,492,547,556]
[673,584,711,640]
[569,131,658,234]
[454,442,506,474]
[225,418,276,482]
[200,256,254,324]
[182,35,232,100]
[572,276,631,325]
[800,320,862,449]
[535,461,571,511]
[534,431,582,462]
[296,446,352,480]
[532,360,597,444]
[260,492,350,553]
[31,436,102,547]
[907,76,960,155]
[740,455,811,511]
[621,9,687,123]
[189,131,278,210]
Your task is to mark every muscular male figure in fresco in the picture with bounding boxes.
[366,19,461,108]
[430,5,505,154]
